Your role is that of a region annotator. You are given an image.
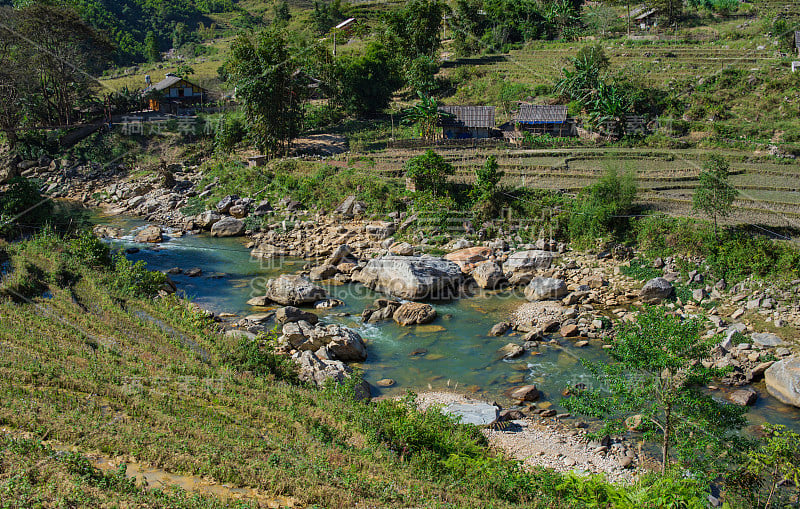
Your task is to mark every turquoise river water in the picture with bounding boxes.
[96,213,799,432]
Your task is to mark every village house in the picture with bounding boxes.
[438,105,496,139]
[143,73,208,114]
[623,6,659,30]
[513,104,575,137]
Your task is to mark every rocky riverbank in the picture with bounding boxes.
[24,154,798,412]
[413,392,641,484]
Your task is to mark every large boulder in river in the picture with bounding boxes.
[210,216,245,237]
[195,211,221,229]
[503,250,556,274]
[765,356,800,408]
[294,350,370,399]
[393,302,436,326]
[275,306,319,325]
[353,255,463,300]
[640,277,674,302]
[265,274,328,306]
[281,321,367,361]
[524,277,568,301]
[472,261,505,289]
[134,225,162,243]
[445,246,492,273]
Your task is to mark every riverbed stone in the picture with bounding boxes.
[393,302,437,326]
[640,277,674,302]
[728,388,758,406]
[442,402,498,426]
[444,246,493,272]
[499,343,524,359]
[265,274,328,306]
[510,385,541,402]
[751,332,785,347]
[134,225,162,243]
[275,306,319,325]
[294,350,370,399]
[282,321,367,361]
[765,356,800,407]
[472,261,506,289]
[353,255,463,300]
[309,264,339,281]
[388,242,415,256]
[195,210,221,229]
[503,249,556,274]
[489,322,511,336]
[525,277,568,301]
[210,216,245,237]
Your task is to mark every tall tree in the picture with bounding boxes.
[16,3,112,126]
[693,155,738,244]
[0,8,26,148]
[144,31,160,63]
[383,0,447,63]
[563,306,747,475]
[226,28,305,157]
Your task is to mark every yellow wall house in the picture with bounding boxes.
[143,73,208,114]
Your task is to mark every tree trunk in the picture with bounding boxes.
[662,403,671,474]
[627,1,631,36]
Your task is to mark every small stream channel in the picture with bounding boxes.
[95,212,800,432]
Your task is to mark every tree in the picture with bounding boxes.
[174,64,195,79]
[562,306,747,475]
[403,93,444,141]
[746,424,800,507]
[568,167,636,246]
[0,8,26,148]
[692,155,737,244]
[383,0,447,63]
[225,29,306,157]
[273,0,291,25]
[144,31,160,63]
[14,3,112,126]
[652,0,683,26]
[554,44,610,102]
[471,155,505,220]
[404,55,439,96]
[335,42,403,115]
[311,0,345,35]
[404,149,454,196]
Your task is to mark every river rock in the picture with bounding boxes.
[196,210,221,229]
[216,195,238,214]
[229,204,248,218]
[309,264,339,281]
[728,388,758,406]
[282,321,367,361]
[525,277,568,301]
[444,246,492,272]
[325,244,353,265]
[509,385,540,402]
[211,216,245,237]
[265,274,328,306]
[499,343,524,359]
[275,306,319,325]
[294,350,370,399]
[353,255,462,300]
[489,322,511,336]
[472,261,505,289]
[765,357,800,407]
[442,402,498,426]
[134,225,162,243]
[503,250,556,273]
[640,277,674,302]
[751,332,785,347]
[393,302,437,326]
[388,242,415,256]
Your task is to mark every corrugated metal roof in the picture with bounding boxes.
[514,104,568,124]
[634,8,657,20]
[144,74,206,94]
[438,105,496,128]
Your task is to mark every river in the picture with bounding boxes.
[95,213,800,432]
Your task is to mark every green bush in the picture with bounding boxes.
[568,167,637,248]
[224,331,298,383]
[109,254,167,297]
[0,177,53,238]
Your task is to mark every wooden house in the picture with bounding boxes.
[513,104,575,137]
[143,73,208,114]
[623,6,658,30]
[438,105,496,139]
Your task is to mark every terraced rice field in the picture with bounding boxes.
[335,145,800,230]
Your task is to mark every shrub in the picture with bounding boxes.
[223,331,298,383]
[109,254,167,297]
[0,177,53,238]
[568,167,636,247]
